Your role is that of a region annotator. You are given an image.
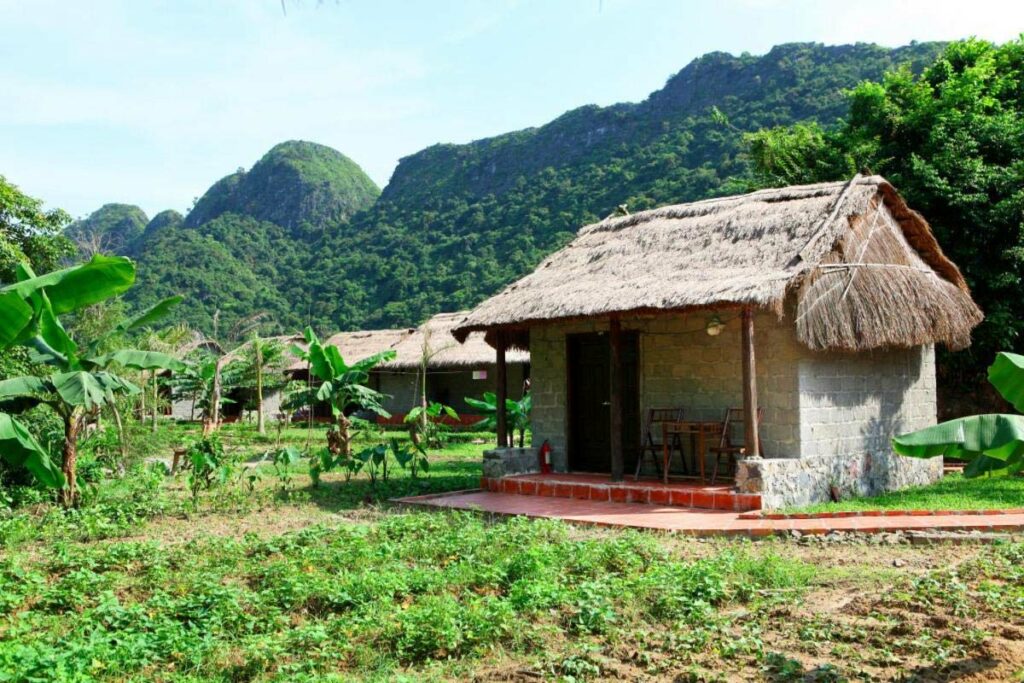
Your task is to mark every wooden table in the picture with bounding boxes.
[661,421,725,484]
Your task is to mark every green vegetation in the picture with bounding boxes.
[66,203,148,254]
[0,508,822,681]
[0,255,184,504]
[895,351,1024,477]
[185,140,380,232]
[2,421,1023,681]
[288,326,396,459]
[70,43,943,338]
[790,473,1024,513]
[314,42,943,331]
[0,174,73,282]
[746,38,1024,403]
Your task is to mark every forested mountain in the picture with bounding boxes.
[75,42,944,335]
[311,41,942,328]
[67,203,148,254]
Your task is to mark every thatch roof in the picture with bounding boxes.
[382,312,530,369]
[453,176,982,352]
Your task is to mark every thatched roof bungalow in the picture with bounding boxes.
[374,312,530,421]
[282,314,530,423]
[454,176,982,509]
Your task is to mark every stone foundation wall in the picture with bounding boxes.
[483,447,539,479]
[735,452,943,510]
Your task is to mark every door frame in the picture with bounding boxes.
[565,330,641,474]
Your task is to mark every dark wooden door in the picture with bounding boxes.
[568,332,640,473]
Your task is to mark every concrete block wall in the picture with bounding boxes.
[731,343,942,509]
[639,312,802,459]
[797,345,937,459]
[529,312,804,472]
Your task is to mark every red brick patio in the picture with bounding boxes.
[396,490,1024,537]
[481,472,760,512]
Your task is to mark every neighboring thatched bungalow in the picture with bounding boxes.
[375,312,530,423]
[285,317,529,424]
[453,176,983,509]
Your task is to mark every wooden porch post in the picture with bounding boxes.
[741,307,761,457]
[609,316,624,481]
[496,331,508,448]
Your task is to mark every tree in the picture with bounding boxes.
[0,257,183,505]
[139,324,194,432]
[0,175,73,282]
[236,335,287,434]
[745,38,1024,406]
[290,327,394,460]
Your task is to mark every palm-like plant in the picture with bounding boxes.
[894,352,1024,477]
[139,324,193,432]
[0,256,184,505]
[236,335,287,434]
[290,326,395,459]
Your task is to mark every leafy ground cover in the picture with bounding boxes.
[2,423,1024,681]
[789,473,1024,514]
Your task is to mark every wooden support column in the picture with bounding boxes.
[609,316,624,481]
[495,331,508,448]
[741,307,761,457]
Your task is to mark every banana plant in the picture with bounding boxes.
[0,256,134,489]
[894,352,1024,477]
[0,257,184,505]
[289,326,395,461]
[465,391,532,447]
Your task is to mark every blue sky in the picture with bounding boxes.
[3,0,1023,218]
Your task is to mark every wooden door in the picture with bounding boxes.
[568,332,640,473]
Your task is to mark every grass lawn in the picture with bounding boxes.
[789,473,1024,514]
[3,422,1024,680]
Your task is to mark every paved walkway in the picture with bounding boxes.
[397,490,1024,537]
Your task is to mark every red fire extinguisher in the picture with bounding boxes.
[538,440,553,475]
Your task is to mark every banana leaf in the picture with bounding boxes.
[93,349,186,372]
[893,413,1024,478]
[51,371,109,410]
[1,255,134,315]
[0,291,34,347]
[114,295,183,334]
[0,414,64,488]
[0,376,52,412]
[988,352,1024,413]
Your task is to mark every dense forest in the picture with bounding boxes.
[67,42,944,336]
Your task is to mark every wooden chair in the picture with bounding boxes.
[635,407,684,481]
[709,407,764,484]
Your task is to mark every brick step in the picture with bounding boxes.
[481,475,761,512]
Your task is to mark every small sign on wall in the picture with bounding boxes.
[472,370,488,380]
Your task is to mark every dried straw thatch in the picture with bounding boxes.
[383,312,530,369]
[453,176,982,352]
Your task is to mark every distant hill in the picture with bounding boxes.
[185,141,380,236]
[312,41,944,328]
[82,42,944,335]
[67,203,148,254]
